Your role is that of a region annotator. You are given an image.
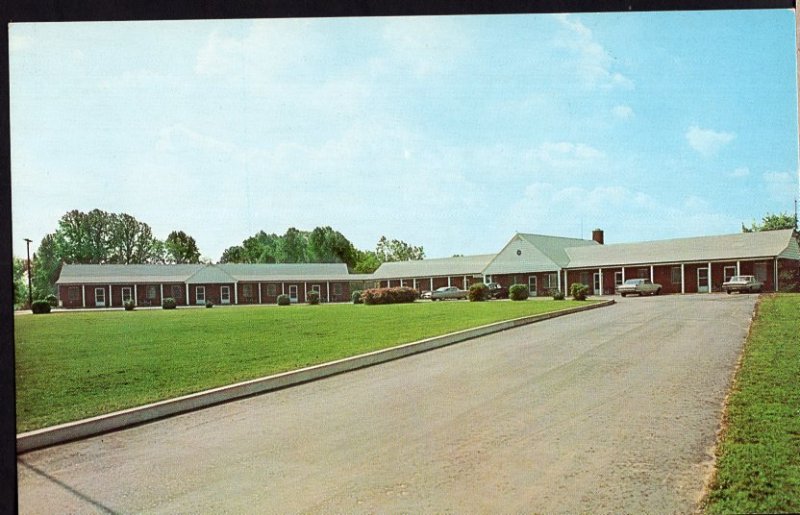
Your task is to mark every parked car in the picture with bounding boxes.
[420,290,432,299]
[617,278,662,297]
[722,275,763,294]
[485,282,509,299]
[430,286,468,301]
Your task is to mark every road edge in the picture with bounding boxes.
[17,299,615,453]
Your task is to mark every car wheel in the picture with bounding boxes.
[620,293,626,297]
[655,288,661,295]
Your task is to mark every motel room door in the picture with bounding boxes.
[288,285,298,303]
[220,286,231,304]
[697,267,710,293]
[94,287,106,307]
[593,273,602,295]
[528,276,537,297]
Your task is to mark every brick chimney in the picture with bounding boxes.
[592,228,604,245]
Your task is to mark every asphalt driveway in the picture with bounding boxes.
[18,293,757,513]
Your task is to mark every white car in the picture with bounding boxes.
[429,286,468,301]
[722,275,763,294]
[617,278,662,297]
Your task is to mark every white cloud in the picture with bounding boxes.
[553,14,634,90]
[763,170,797,203]
[685,125,736,157]
[612,105,634,120]
[730,166,750,178]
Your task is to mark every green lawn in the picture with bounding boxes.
[704,294,800,514]
[15,299,593,432]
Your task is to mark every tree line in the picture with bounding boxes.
[14,209,425,306]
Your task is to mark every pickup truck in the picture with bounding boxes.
[617,278,662,297]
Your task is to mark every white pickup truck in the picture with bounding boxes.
[617,278,662,297]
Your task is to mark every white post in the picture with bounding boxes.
[447,277,451,287]
[413,278,417,290]
[775,258,779,291]
[82,285,86,308]
[429,278,433,291]
[681,264,685,294]
[463,276,468,289]
[326,281,330,303]
[708,262,712,292]
[134,284,138,306]
[160,284,164,304]
[258,283,262,304]
[282,283,285,295]
[557,269,562,292]
[599,268,603,296]
[650,266,654,282]
[234,282,239,304]
[621,267,626,282]
[304,282,307,302]
[108,284,113,307]
[736,261,741,276]
[186,284,190,304]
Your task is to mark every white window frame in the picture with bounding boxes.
[333,283,342,295]
[754,262,768,283]
[614,271,623,287]
[671,266,682,285]
[528,275,537,297]
[220,286,231,304]
[288,285,298,302]
[68,286,80,301]
[196,286,206,304]
[267,284,278,296]
[697,268,710,293]
[593,273,601,295]
[147,285,157,299]
[242,284,252,298]
[121,287,133,303]
[723,266,737,283]
[544,273,558,290]
[94,287,106,307]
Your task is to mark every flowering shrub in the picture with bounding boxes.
[361,287,418,305]
[569,283,589,301]
[468,283,489,302]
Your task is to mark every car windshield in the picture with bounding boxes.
[730,276,749,282]
[624,279,643,285]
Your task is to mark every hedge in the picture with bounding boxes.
[361,287,418,305]
[509,284,529,301]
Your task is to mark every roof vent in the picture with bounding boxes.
[592,229,604,245]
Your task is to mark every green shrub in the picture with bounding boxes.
[362,287,418,305]
[205,300,213,308]
[352,290,363,304]
[307,290,320,305]
[509,284,529,301]
[162,297,177,309]
[31,300,51,314]
[551,289,565,300]
[124,300,135,311]
[468,283,489,302]
[569,283,589,301]
[277,294,291,306]
[45,294,58,307]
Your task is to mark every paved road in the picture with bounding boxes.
[18,294,757,514]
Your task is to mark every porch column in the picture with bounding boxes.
[258,283,262,304]
[599,268,604,296]
[775,258,779,291]
[186,284,190,304]
[304,282,307,302]
[736,260,741,276]
[108,284,112,307]
[282,283,285,295]
[447,277,451,286]
[413,278,417,290]
[680,264,685,294]
[557,269,562,292]
[387,280,391,288]
[429,278,433,291]
[326,281,330,302]
[234,282,239,304]
[621,267,626,282]
[160,284,164,304]
[82,285,86,308]
[134,284,138,306]
[463,276,468,289]
[707,262,712,292]
[650,266,654,282]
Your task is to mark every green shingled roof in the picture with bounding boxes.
[56,264,204,284]
[370,254,496,280]
[218,263,351,281]
[483,233,597,275]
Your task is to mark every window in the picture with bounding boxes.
[147,285,157,299]
[121,287,132,303]
[172,285,183,298]
[614,272,623,287]
[267,284,277,296]
[580,272,591,285]
[544,273,558,289]
[671,267,682,285]
[196,286,206,303]
[243,284,253,298]
[638,268,649,278]
[68,287,80,301]
[333,283,342,295]
[754,262,768,282]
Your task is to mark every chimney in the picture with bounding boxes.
[592,228,604,245]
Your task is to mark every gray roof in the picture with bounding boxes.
[565,229,799,268]
[218,263,352,281]
[186,265,236,284]
[57,264,204,284]
[370,254,496,280]
[483,233,598,275]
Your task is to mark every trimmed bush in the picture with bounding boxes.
[468,283,489,302]
[509,284,529,301]
[361,287,418,305]
[31,300,51,314]
[307,290,320,305]
[162,297,177,309]
[45,294,58,307]
[205,300,214,308]
[277,294,291,306]
[124,300,135,311]
[352,290,363,304]
[569,283,589,301]
[551,289,566,301]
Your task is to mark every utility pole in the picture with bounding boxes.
[24,238,33,308]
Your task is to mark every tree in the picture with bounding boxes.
[742,212,797,232]
[353,250,381,274]
[164,230,201,264]
[276,227,308,263]
[307,226,358,267]
[13,257,27,307]
[32,233,62,299]
[375,236,425,262]
[219,245,246,264]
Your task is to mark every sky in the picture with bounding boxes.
[9,9,800,261]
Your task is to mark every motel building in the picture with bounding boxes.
[54,229,800,308]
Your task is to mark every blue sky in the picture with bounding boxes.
[9,10,799,260]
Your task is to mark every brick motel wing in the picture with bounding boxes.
[55,229,800,308]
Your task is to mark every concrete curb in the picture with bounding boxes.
[17,299,615,453]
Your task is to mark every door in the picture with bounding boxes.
[94,287,106,307]
[528,276,537,297]
[697,268,709,293]
[220,286,231,304]
[288,285,298,303]
[593,273,602,295]
[311,284,321,302]
[122,287,132,304]
[196,286,206,304]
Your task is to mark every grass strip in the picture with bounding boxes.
[704,294,800,514]
[15,299,593,432]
